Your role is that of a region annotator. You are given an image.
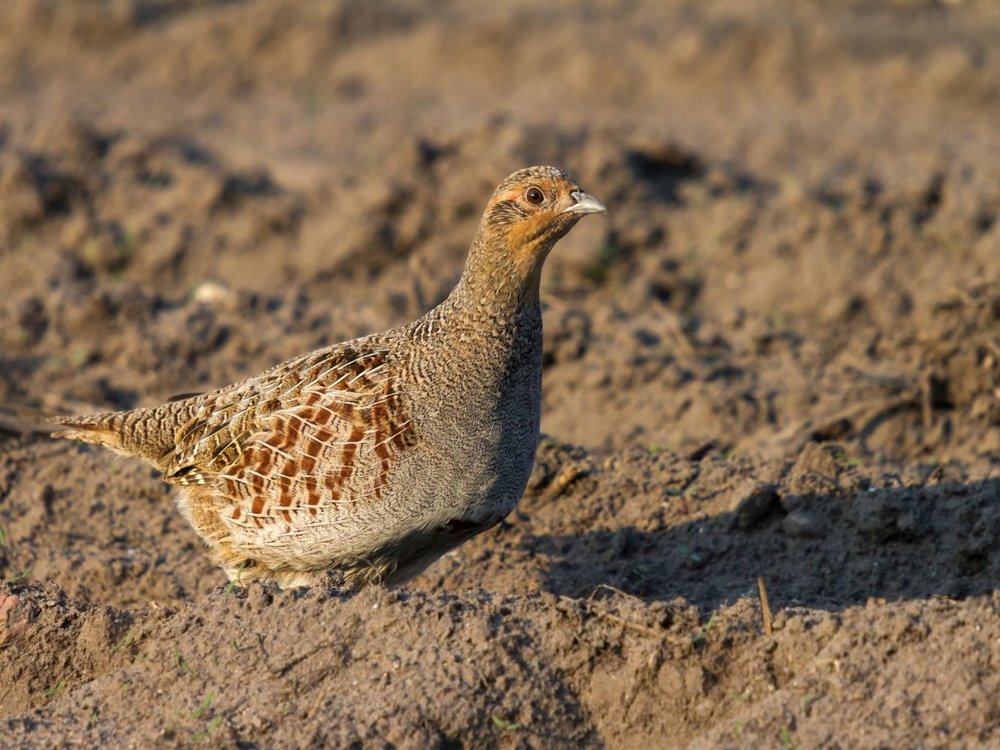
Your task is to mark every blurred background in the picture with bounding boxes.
[2,3,1000,747]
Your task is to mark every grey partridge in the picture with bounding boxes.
[51,166,606,588]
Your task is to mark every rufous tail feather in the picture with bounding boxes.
[49,413,127,453]
[48,398,194,465]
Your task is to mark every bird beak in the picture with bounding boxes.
[562,190,607,215]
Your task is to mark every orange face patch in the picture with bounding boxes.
[488,173,583,267]
[507,213,558,263]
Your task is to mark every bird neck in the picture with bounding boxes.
[447,226,549,322]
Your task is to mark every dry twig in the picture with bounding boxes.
[757,576,773,637]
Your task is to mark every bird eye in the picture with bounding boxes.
[525,187,545,205]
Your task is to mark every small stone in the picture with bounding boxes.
[782,510,823,539]
[192,281,232,306]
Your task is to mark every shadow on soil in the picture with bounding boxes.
[527,478,1000,613]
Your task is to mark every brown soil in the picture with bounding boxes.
[1,1,999,747]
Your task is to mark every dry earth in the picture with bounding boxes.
[1,1,999,747]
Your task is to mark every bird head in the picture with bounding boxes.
[477,166,606,278]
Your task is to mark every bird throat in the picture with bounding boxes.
[452,228,552,313]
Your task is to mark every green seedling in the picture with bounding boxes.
[44,679,66,699]
[490,715,522,732]
[173,650,190,674]
[10,569,31,584]
[112,627,136,653]
[69,347,90,367]
[224,561,249,595]
[193,691,215,720]
[692,611,717,644]
[194,715,222,744]
[119,231,140,256]
[676,544,702,563]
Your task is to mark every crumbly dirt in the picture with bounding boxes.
[1,1,999,747]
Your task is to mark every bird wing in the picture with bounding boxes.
[164,341,417,530]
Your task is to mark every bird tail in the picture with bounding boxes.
[50,397,205,467]
[49,412,129,454]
